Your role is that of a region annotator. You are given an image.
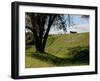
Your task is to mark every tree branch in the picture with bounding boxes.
[42,15,57,49]
[25,26,33,32]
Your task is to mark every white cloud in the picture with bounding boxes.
[68,24,89,33]
[49,23,89,34]
[49,28,65,34]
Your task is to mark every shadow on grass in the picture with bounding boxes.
[26,46,89,66]
[27,52,72,66]
[67,46,89,64]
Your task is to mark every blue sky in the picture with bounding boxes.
[72,15,89,25]
[49,14,89,34]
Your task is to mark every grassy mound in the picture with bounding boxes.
[25,33,89,68]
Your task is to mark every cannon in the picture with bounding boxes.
[70,31,77,34]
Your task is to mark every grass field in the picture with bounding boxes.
[25,32,89,68]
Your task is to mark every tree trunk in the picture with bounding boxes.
[36,45,44,53]
[35,37,44,53]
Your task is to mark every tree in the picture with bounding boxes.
[25,32,34,49]
[81,15,89,18]
[25,13,72,53]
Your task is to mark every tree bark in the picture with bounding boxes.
[35,37,44,53]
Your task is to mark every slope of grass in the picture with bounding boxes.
[25,32,89,68]
[46,33,89,58]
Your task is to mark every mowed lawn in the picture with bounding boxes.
[25,32,89,68]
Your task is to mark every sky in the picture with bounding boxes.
[49,14,89,34]
[72,15,89,25]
